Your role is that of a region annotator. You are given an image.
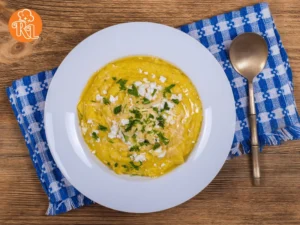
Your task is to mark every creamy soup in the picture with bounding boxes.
[77,56,202,177]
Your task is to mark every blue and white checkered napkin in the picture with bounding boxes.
[6,2,300,215]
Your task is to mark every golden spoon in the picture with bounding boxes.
[229,33,268,186]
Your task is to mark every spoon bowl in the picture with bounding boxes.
[229,33,268,81]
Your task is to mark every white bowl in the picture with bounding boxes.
[45,22,235,213]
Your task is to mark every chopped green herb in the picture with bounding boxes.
[140,139,150,146]
[103,97,110,105]
[142,97,151,104]
[153,107,159,113]
[114,105,122,114]
[172,99,180,104]
[107,162,111,166]
[112,77,117,81]
[130,109,142,119]
[91,132,99,140]
[91,100,96,103]
[163,102,170,111]
[108,139,114,143]
[149,114,154,119]
[130,161,142,170]
[157,132,169,145]
[132,133,137,142]
[141,125,146,133]
[157,115,165,128]
[151,89,157,96]
[122,132,129,142]
[79,113,83,120]
[98,125,108,131]
[128,84,139,97]
[114,163,118,167]
[163,84,176,97]
[129,145,140,152]
[153,142,161,150]
[117,79,127,90]
[125,119,142,132]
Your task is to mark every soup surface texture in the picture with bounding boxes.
[77,56,202,177]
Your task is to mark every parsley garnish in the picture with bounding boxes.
[172,99,180,104]
[157,115,165,128]
[141,125,146,133]
[149,114,154,119]
[132,133,137,142]
[163,84,176,97]
[130,161,142,170]
[153,142,161,150]
[103,97,110,105]
[108,139,114,143]
[91,132,99,140]
[122,165,127,168]
[128,84,139,97]
[142,97,151,104]
[107,162,111,166]
[98,125,108,131]
[91,100,96,103]
[130,109,142,119]
[163,102,170,111]
[153,107,159,113]
[114,105,122,114]
[112,77,117,81]
[140,139,150,146]
[117,79,127,90]
[125,119,142,132]
[157,132,169,145]
[129,145,140,152]
[114,163,118,167]
[151,89,157,96]
[122,131,129,142]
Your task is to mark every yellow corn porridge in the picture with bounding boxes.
[77,56,203,177]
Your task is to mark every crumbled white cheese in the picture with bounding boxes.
[108,120,118,139]
[92,150,96,154]
[166,115,175,125]
[102,90,107,94]
[143,78,150,83]
[121,119,129,125]
[153,147,166,158]
[155,99,175,110]
[192,141,195,143]
[144,71,149,75]
[87,119,93,124]
[152,74,156,78]
[81,127,87,135]
[162,114,167,119]
[138,68,143,73]
[96,94,103,102]
[159,76,166,83]
[161,163,166,167]
[154,163,157,167]
[134,81,142,87]
[171,93,182,101]
[131,152,147,162]
[138,84,146,96]
[109,95,118,103]
[96,139,100,143]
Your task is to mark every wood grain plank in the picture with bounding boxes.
[0,0,300,224]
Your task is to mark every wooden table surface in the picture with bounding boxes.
[1,0,300,224]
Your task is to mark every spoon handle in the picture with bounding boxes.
[249,82,260,185]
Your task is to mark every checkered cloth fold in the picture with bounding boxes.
[6,2,300,215]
